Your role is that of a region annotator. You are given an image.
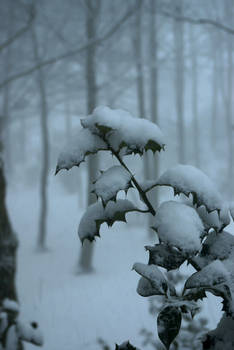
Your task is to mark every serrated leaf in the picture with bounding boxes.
[190,231,234,270]
[133,263,169,296]
[146,244,186,271]
[152,201,204,255]
[157,306,181,350]
[183,288,207,302]
[81,106,165,157]
[156,165,224,214]
[185,260,229,290]
[92,166,132,206]
[56,128,107,174]
[78,199,138,243]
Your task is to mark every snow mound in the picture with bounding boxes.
[81,106,165,155]
[157,165,224,213]
[93,166,132,205]
[56,128,107,173]
[152,201,204,254]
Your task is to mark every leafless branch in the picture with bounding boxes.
[159,9,234,35]
[0,4,138,90]
[0,5,35,53]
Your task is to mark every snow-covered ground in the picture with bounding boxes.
[7,179,224,350]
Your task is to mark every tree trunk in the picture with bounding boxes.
[147,0,159,233]
[0,123,18,305]
[174,0,185,164]
[190,25,200,167]
[31,26,50,250]
[79,0,100,273]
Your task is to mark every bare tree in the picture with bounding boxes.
[173,0,186,163]
[31,21,50,250]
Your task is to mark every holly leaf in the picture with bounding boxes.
[157,306,181,350]
[92,166,132,206]
[78,199,138,243]
[55,128,108,174]
[133,263,175,296]
[156,165,225,214]
[145,244,186,271]
[81,106,165,156]
[151,201,204,255]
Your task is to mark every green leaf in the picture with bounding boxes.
[145,244,186,271]
[78,199,138,243]
[81,106,165,157]
[55,128,108,174]
[157,306,181,350]
[92,166,132,206]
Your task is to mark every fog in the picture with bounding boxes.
[0,0,234,349]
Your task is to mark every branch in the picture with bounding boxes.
[0,4,139,90]
[159,9,234,35]
[0,5,35,53]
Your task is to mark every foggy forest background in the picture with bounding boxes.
[0,0,234,349]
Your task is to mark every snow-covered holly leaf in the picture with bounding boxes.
[55,128,108,174]
[185,260,229,290]
[81,106,165,156]
[156,165,224,214]
[78,199,138,243]
[92,166,132,206]
[115,341,140,350]
[191,231,234,270]
[152,201,204,255]
[133,263,175,297]
[196,205,229,233]
[145,244,186,271]
[17,321,43,346]
[157,306,181,350]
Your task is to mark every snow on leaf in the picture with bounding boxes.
[156,165,224,213]
[185,260,229,290]
[133,263,168,296]
[164,297,199,318]
[191,231,234,270]
[196,205,229,233]
[157,306,181,350]
[152,201,204,254]
[78,199,137,243]
[55,128,107,174]
[81,106,165,156]
[145,244,186,271]
[17,321,43,346]
[92,166,132,206]
[137,277,164,297]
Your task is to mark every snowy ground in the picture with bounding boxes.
[7,179,224,350]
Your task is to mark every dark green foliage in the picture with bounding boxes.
[146,244,186,271]
[157,306,182,350]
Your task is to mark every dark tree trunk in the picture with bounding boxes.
[31,26,49,250]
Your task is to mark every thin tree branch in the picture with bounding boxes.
[0,4,139,90]
[0,5,35,53]
[159,9,234,35]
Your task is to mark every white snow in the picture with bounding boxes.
[133,263,167,295]
[56,128,107,173]
[157,165,224,213]
[17,321,43,346]
[153,201,204,254]
[2,299,19,313]
[93,166,132,205]
[81,106,165,155]
[78,199,137,242]
[185,260,229,289]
